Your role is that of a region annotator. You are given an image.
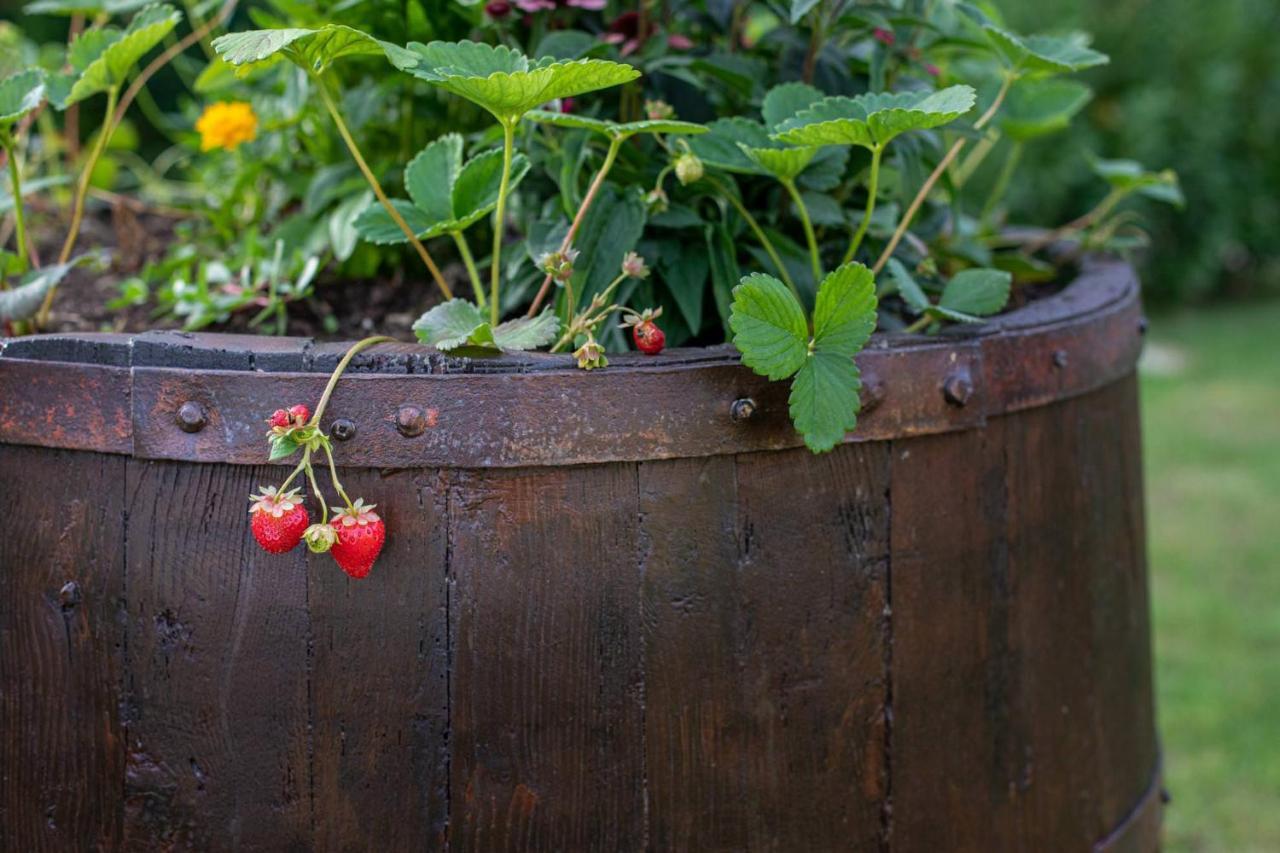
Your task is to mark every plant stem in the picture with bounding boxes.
[35,85,120,326]
[1021,187,1126,255]
[491,120,517,327]
[843,143,883,266]
[315,80,453,301]
[2,137,29,273]
[304,449,330,523]
[451,231,485,307]
[311,335,396,428]
[902,315,933,334]
[321,441,354,510]
[980,139,1022,226]
[707,176,801,301]
[783,178,822,284]
[526,134,624,317]
[872,71,1015,276]
[279,448,310,492]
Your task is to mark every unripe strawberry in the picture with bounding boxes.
[288,404,311,426]
[329,500,386,579]
[249,487,309,553]
[268,409,290,429]
[674,151,703,185]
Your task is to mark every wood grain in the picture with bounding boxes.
[0,446,127,851]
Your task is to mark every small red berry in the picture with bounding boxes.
[622,307,665,355]
[288,404,311,426]
[249,487,309,553]
[269,409,290,429]
[874,27,896,46]
[485,0,511,16]
[329,500,386,579]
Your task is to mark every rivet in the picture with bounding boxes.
[729,398,757,422]
[396,405,427,438]
[59,581,81,610]
[1138,316,1150,336]
[861,373,886,413]
[176,401,207,433]
[943,372,974,408]
[1052,349,1069,369]
[331,418,357,442]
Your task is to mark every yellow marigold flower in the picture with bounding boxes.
[196,101,258,152]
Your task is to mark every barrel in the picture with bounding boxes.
[0,257,1159,851]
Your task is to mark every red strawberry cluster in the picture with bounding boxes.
[249,401,386,579]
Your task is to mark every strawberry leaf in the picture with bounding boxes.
[771,86,977,149]
[789,349,863,453]
[761,81,825,129]
[405,133,463,222]
[0,253,105,321]
[728,272,809,380]
[812,262,878,356]
[886,258,930,314]
[0,70,46,130]
[938,268,1011,317]
[400,40,638,123]
[1090,156,1184,207]
[62,4,181,107]
[999,79,1093,141]
[268,433,301,461]
[983,26,1109,75]
[212,25,415,76]
[412,298,490,350]
[492,310,560,350]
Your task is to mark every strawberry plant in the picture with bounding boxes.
[2,1,1185,453]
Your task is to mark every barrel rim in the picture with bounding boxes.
[0,256,1144,466]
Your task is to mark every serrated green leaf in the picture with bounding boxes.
[0,70,46,129]
[406,133,463,222]
[925,305,984,324]
[813,262,878,356]
[687,117,771,174]
[729,272,809,381]
[212,25,414,75]
[999,78,1092,141]
[0,253,104,321]
[740,144,817,181]
[771,86,977,149]
[524,109,706,139]
[450,149,530,229]
[268,433,300,461]
[939,268,1011,317]
[402,40,638,122]
[798,146,849,191]
[983,25,1109,75]
[789,349,862,453]
[1090,156,1184,207]
[761,81,824,129]
[492,310,559,350]
[886,258,930,313]
[67,28,118,74]
[64,4,181,106]
[352,198,436,244]
[412,298,489,348]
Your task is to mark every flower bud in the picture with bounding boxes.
[621,251,650,279]
[644,187,669,214]
[574,337,608,371]
[674,151,703,185]
[645,99,675,121]
[538,248,580,284]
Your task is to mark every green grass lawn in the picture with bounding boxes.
[1141,299,1280,852]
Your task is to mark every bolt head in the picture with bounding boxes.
[331,418,357,441]
[943,373,974,408]
[396,405,426,438]
[176,401,207,433]
[860,373,887,413]
[1052,349,1069,369]
[729,398,757,422]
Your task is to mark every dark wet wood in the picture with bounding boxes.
[0,266,1159,850]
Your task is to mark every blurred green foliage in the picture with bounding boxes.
[1005,0,1280,303]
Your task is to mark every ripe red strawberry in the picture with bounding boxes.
[288,404,311,426]
[268,409,291,429]
[622,307,665,355]
[249,487,309,553]
[329,500,385,579]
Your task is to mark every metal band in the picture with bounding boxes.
[1094,755,1165,853]
[0,259,1143,467]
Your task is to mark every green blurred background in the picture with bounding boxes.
[1008,1,1280,849]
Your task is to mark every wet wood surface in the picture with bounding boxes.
[0,379,1159,851]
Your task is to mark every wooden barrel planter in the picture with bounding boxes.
[0,257,1159,851]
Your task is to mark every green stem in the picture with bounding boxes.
[903,315,933,334]
[2,136,28,274]
[551,272,628,352]
[322,441,354,511]
[36,85,120,326]
[526,134,624,317]
[783,178,822,284]
[311,335,396,428]
[1022,187,1127,255]
[304,449,330,523]
[707,176,800,301]
[980,140,1022,226]
[279,447,311,493]
[315,78,453,301]
[490,119,517,327]
[451,231,485,307]
[843,144,883,266]
[873,70,1015,276]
